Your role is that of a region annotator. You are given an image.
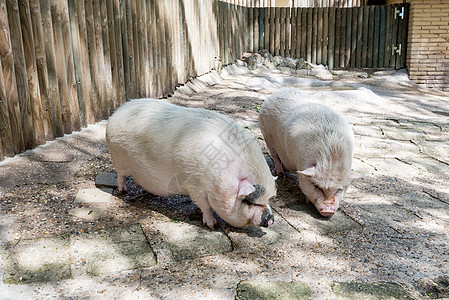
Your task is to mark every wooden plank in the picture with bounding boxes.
[113,0,125,104]
[92,0,107,117]
[29,0,53,139]
[73,0,94,124]
[327,7,335,70]
[248,6,253,52]
[334,8,341,68]
[356,6,363,68]
[150,0,161,97]
[85,0,102,120]
[156,1,167,96]
[106,0,121,106]
[269,7,275,54]
[345,8,352,67]
[378,5,386,68]
[361,6,369,67]
[274,8,280,56]
[306,8,312,62]
[280,8,285,56]
[316,7,323,64]
[131,0,141,97]
[300,8,306,59]
[323,7,328,66]
[397,4,409,68]
[254,7,259,52]
[59,0,80,130]
[350,7,358,68]
[264,8,269,50]
[367,5,374,68]
[285,7,290,57]
[7,0,35,147]
[1,0,23,154]
[68,0,87,126]
[100,0,113,114]
[0,54,14,157]
[373,5,380,68]
[139,0,149,97]
[311,7,316,64]
[40,0,63,136]
[295,8,301,58]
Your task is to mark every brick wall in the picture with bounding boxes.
[388,0,449,92]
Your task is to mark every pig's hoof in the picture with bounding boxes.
[203,215,217,230]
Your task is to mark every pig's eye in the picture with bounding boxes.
[312,183,323,192]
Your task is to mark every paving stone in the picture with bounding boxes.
[331,281,416,299]
[95,172,118,188]
[72,224,156,276]
[223,211,301,248]
[1,234,71,284]
[74,188,113,204]
[152,220,232,261]
[68,207,106,221]
[236,279,312,300]
[283,202,362,235]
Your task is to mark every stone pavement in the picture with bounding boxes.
[0,62,449,299]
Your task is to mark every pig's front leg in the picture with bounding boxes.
[190,190,217,230]
[117,173,128,192]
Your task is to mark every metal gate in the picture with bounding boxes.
[249,4,409,69]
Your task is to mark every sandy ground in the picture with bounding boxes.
[0,62,448,299]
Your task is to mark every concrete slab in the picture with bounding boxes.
[282,202,361,235]
[71,224,156,276]
[331,281,416,300]
[151,220,232,261]
[223,211,301,248]
[236,279,312,300]
[95,172,118,188]
[1,234,70,284]
[73,188,113,204]
[68,207,106,221]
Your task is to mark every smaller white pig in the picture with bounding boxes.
[106,99,276,229]
[258,88,359,217]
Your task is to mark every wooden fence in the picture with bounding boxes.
[247,4,409,69]
[0,0,247,161]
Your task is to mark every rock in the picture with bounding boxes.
[296,58,306,69]
[273,55,284,67]
[331,282,416,299]
[246,55,258,70]
[284,57,297,69]
[236,279,312,300]
[95,172,118,188]
[68,207,106,221]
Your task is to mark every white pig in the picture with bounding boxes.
[106,99,276,229]
[258,88,359,217]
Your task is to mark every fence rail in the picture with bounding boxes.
[0,0,246,161]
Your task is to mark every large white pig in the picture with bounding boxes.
[106,99,276,229]
[258,88,359,217]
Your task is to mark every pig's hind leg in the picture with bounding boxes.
[117,173,128,192]
[269,149,284,175]
[190,190,217,229]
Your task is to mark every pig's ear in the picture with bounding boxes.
[298,167,316,177]
[237,180,256,200]
[350,171,362,180]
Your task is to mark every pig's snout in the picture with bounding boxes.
[319,206,336,217]
[260,207,274,227]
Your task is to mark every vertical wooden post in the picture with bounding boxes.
[0,56,14,157]
[58,0,80,130]
[113,0,125,105]
[100,0,114,114]
[40,0,63,137]
[84,0,101,120]
[29,0,53,140]
[7,0,35,148]
[1,0,24,153]
[92,0,107,117]
[73,0,94,124]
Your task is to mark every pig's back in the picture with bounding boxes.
[106,99,273,196]
[260,88,354,172]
